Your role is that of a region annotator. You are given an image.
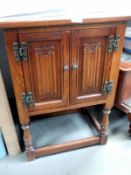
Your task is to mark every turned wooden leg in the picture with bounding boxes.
[100,108,111,144]
[21,124,36,161]
[128,113,131,136]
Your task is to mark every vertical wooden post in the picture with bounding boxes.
[21,124,36,161]
[100,108,111,144]
[0,70,21,156]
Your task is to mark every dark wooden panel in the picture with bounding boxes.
[79,38,105,96]
[29,41,61,102]
[116,70,131,104]
[70,27,116,104]
[18,31,69,111]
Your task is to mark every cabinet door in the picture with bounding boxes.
[18,31,69,111]
[70,27,116,104]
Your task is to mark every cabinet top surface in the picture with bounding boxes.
[0,0,131,28]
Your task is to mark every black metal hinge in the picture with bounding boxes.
[103,80,113,95]
[21,92,34,107]
[13,42,28,61]
[108,34,120,53]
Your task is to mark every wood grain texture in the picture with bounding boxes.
[115,61,131,135]
[116,103,131,114]
[100,108,111,144]
[29,98,106,116]
[21,124,35,161]
[35,136,100,157]
[30,43,59,101]
[0,16,130,29]
[4,30,29,124]
[81,41,103,94]
[105,24,126,109]
[17,23,118,33]
[117,71,131,103]
[3,21,127,160]
[18,31,69,111]
[70,27,116,105]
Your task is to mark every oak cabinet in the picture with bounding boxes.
[4,23,126,160]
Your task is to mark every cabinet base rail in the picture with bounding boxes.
[35,136,100,158]
[22,108,110,161]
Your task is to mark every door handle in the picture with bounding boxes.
[64,65,69,71]
[72,64,78,70]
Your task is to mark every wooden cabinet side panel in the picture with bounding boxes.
[4,30,29,124]
[122,71,131,101]
[106,24,126,109]
[115,71,126,104]
[116,70,131,104]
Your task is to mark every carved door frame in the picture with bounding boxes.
[70,27,116,104]
[18,31,69,111]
